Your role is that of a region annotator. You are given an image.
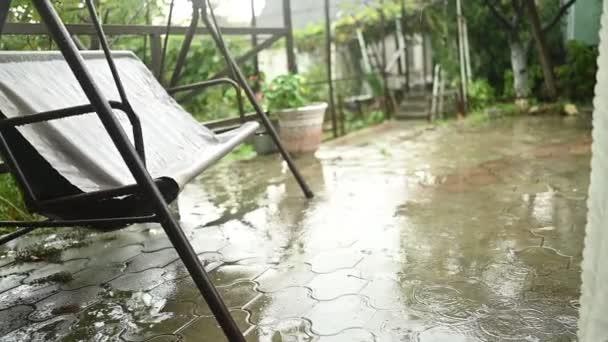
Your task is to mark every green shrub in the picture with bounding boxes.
[555,41,599,102]
[468,79,496,109]
[0,174,33,222]
[264,74,312,112]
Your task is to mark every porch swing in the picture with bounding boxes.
[0,0,311,341]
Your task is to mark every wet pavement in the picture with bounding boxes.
[0,115,592,341]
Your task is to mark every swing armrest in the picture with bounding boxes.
[0,101,145,163]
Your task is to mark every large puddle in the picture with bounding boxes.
[0,115,591,341]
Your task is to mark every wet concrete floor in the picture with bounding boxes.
[0,115,592,341]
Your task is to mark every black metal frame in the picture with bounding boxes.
[0,1,318,340]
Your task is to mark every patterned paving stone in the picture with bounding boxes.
[110,268,166,292]
[516,246,572,276]
[365,309,427,340]
[308,249,364,274]
[304,295,376,336]
[316,328,375,342]
[0,273,26,293]
[211,263,270,287]
[245,318,314,342]
[161,252,225,282]
[308,269,368,301]
[126,248,179,273]
[189,226,230,254]
[360,278,408,310]
[120,299,197,342]
[144,335,180,342]
[1,314,77,342]
[23,259,88,284]
[246,287,316,326]
[64,301,128,340]
[0,305,34,336]
[354,253,406,281]
[414,326,474,342]
[178,310,251,342]
[0,283,59,310]
[29,285,103,322]
[0,262,39,278]
[61,242,143,266]
[255,263,316,293]
[195,281,259,316]
[63,264,126,290]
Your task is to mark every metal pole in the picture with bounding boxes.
[199,1,314,199]
[0,0,12,37]
[251,0,260,91]
[379,1,391,119]
[283,0,297,73]
[324,0,338,138]
[400,0,410,93]
[159,0,176,85]
[456,0,468,113]
[31,1,246,341]
[170,2,199,87]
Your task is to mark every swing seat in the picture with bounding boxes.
[0,51,259,227]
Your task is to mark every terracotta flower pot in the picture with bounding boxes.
[276,102,327,154]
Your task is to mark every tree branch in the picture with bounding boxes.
[542,0,577,34]
[484,0,513,31]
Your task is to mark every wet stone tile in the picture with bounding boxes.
[62,264,126,290]
[63,301,128,341]
[120,299,197,342]
[61,242,143,266]
[255,263,316,293]
[308,269,368,301]
[144,335,180,342]
[360,278,408,310]
[304,294,376,336]
[0,262,38,278]
[365,309,427,341]
[0,305,34,336]
[246,287,316,326]
[110,268,166,292]
[161,252,225,282]
[195,281,259,316]
[178,310,251,342]
[308,249,364,274]
[29,285,103,322]
[210,263,270,287]
[189,226,229,254]
[0,273,26,293]
[0,283,59,310]
[245,318,315,342]
[2,314,77,342]
[23,259,88,284]
[316,328,375,342]
[126,248,179,273]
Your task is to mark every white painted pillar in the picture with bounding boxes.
[578,1,608,340]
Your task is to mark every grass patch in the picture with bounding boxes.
[225,143,256,161]
[31,271,73,285]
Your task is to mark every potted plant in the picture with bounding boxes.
[264,74,328,154]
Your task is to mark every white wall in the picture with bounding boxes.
[578,0,608,340]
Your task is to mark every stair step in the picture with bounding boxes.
[395,110,429,120]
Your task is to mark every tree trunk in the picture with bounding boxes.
[509,36,530,98]
[525,0,558,99]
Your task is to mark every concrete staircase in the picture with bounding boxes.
[395,91,431,120]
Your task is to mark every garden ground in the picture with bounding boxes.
[0,114,590,341]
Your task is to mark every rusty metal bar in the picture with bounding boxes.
[283,0,297,73]
[325,0,338,138]
[2,22,288,36]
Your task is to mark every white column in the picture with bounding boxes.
[578,0,608,340]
